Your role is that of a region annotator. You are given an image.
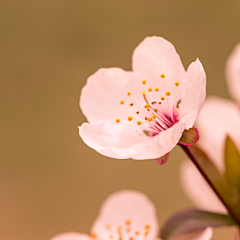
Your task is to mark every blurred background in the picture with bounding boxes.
[0,1,239,239]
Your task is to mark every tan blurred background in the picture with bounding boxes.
[1,1,239,239]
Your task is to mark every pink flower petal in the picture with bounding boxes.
[180,161,226,214]
[196,96,240,172]
[50,232,91,240]
[179,59,206,130]
[80,68,141,124]
[91,190,159,240]
[132,36,186,88]
[192,227,213,240]
[225,43,240,103]
[79,121,185,160]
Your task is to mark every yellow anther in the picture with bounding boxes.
[155,88,159,91]
[166,91,171,96]
[155,109,158,113]
[144,231,149,236]
[153,114,157,119]
[109,235,113,239]
[142,80,146,84]
[106,224,111,230]
[137,121,142,125]
[91,233,97,238]
[145,103,150,108]
[158,102,162,104]
[141,90,146,95]
[130,103,134,106]
[116,119,120,123]
[161,96,165,100]
[135,232,139,235]
[120,100,124,104]
[128,116,133,121]
[127,92,131,96]
[175,81,179,86]
[148,88,152,92]
[145,225,150,229]
[136,111,139,114]
[145,117,148,120]
[118,226,122,233]
[126,220,131,225]
[161,74,165,78]
[148,118,153,122]
[126,228,131,232]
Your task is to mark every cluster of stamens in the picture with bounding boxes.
[116,73,180,136]
[90,219,151,240]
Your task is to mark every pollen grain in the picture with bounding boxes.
[160,74,165,78]
[91,233,97,238]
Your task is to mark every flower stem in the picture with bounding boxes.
[180,145,240,227]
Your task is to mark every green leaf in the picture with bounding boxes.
[179,127,199,146]
[160,209,235,240]
[224,135,240,190]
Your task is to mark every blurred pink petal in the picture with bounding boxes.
[225,43,240,103]
[91,190,159,240]
[50,232,91,240]
[196,97,240,172]
[79,36,206,160]
[50,190,159,240]
[180,161,226,214]
[192,227,213,240]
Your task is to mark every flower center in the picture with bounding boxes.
[91,219,152,240]
[116,74,180,137]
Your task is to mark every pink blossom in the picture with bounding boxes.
[225,43,240,104]
[51,190,158,240]
[50,190,212,240]
[79,37,206,161]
